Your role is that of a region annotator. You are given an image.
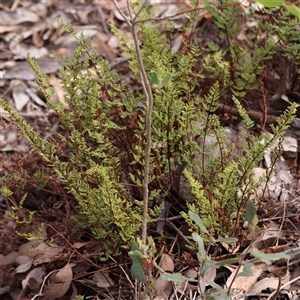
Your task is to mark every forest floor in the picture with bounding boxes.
[1,0,300,299]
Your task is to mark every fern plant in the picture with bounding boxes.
[0,0,297,255]
[1,34,144,254]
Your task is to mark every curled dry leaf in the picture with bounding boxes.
[268,265,288,276]
[248,277,280,294]
[15,255,34,273]
[22,267,45,290]
[92,272,114,288]
[42,263,73,300]
[252,222,286,251]
[250,267,290,293]
[32,242,64,266]
[69,283,78,300]
[0,241,64,267]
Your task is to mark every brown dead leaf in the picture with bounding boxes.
[91,38,116,60]
[152,254,175,299]
[4,57,64,80]
[12,81,30,111]
[172,34,183,53]
[0,240,64,267]
[0,286,10,295]
[49,74,67,105]
[29,2,48,18]
[159,254,174,272]
[92,272,114,288]
[15,255,34,273]
[0,8,40,25]
[226,262,266,295]
[268,265,288,276]
[203,12,212,19]
[94,0,115,11]
[0,25,20,33]
[107,35,120,49]
[153,279,173,300]
[0,124,29,153]
[252,222,287,251]
[11,44,48,59]
[250,268,290,293]
[43,263,73,300]
[22,267,45,290]
[248,277,280,293]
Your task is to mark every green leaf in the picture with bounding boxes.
[188,211,209,233]
[251,215,259,232]
[192,232,206,257]
[236,262,253,278]
[245,200,255,224]
[254,0,284,7]
[245,200,259,232]
[250,248,290,264]
[214,257,239,267]
[161,73,172,87]
[215,237,238,244]
[207,282,230,300]
[159,272,197,282]
[129,242,147,283]
[285,5,300,21]
[145,5,151,15]
[200,260,216,278]
[151,72,159,85]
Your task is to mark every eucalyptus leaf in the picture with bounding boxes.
[215,237,238,244]
[285,5,300,20]
[254,0,284,7]
[192,232,206,257]
[236,262,253,278]
[250,248,290,264]
[151,72,159,85]
[207,282,230,300]
[189,211,208,233]
[214,257,239,267]
[161,73,172,87]
[245,200,256,225]
[129,242,147,283]
[159,272,197,283]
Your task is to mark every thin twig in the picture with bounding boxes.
[112,0,131,27]
[134,2,242,24]
[156,215,183,222]
[109,255,135,289]
[234,293,271,300]
[276,197,286,246]
[166,220,194,246]
[31,269,59,300]
[133,0,149,23]
[266,274,300,300]
[112,0,154,249]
